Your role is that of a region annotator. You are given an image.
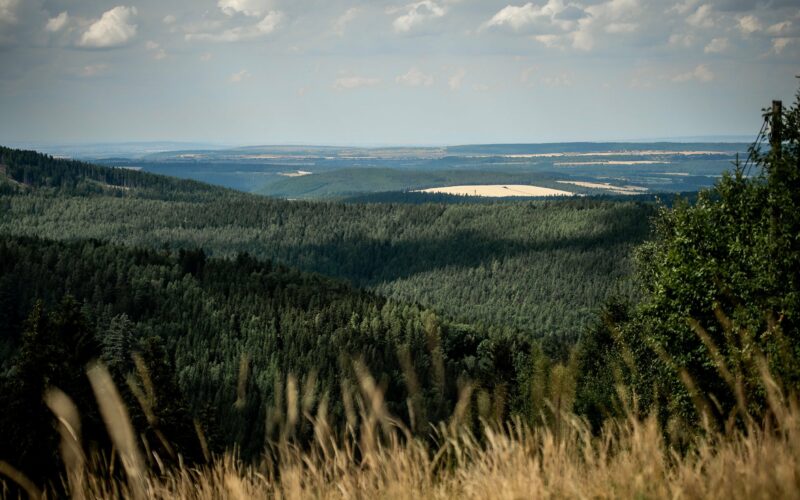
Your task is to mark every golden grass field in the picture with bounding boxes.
[2,362,798,499]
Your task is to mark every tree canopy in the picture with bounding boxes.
[576,85,800,430]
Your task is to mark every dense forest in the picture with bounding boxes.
[0,150,652,337]
[0,236,536,483]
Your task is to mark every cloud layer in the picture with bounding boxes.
[0,0,797,145]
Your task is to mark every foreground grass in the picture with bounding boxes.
[129,416,799,500]
[3,364,800,499]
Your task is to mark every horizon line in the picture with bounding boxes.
[4,135,758,152]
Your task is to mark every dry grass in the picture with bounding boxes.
[4,362,800,499]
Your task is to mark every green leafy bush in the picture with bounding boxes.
[576,85,800,429]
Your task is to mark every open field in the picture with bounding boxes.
[278,170,312,177]
[554,161,668,166]
[557,180,650,195]
[415,184,576,197]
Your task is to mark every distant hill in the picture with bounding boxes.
[0,146,226,200]
[17,142,744,196]
[443,142,748,155]
[258,167,580,199]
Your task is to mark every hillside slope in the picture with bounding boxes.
[258,167,577,199]
[0,235,529,480]
[0,146,226,201]
[0,146,652,337]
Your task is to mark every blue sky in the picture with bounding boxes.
[0,0,798,145]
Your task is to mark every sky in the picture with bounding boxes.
[0,0,798,146]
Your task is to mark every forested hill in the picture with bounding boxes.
[0,235,530,481]
[0,146,225,200]
[0,145,653,337]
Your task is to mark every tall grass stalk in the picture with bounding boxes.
[3,361,800,499]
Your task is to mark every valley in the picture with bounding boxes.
[1,0,797,494]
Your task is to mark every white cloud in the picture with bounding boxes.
[145,40,167,60]
[766,21,791,36]
[672,64,714,83]
[229,69,251,83]
[78,6,138,48]
[520,66,572,87]
[396,67,434,86]
[533,34,563,48]
[570,0,642,51]
[163,14,177,25]
[540,72,573,87]
[218,0,273,17]
[669,0,699,16]
[333,76,381,90]
[772,37,793,54]
[596,0,637,18]
[484,1,583,32]
[391,1,447,33]
[704,37,728,53]
[686,4,714,28]
[668,33,695,47]
[448,68,465,90]
[605,22,637,34]
[485,3,542,31]
[81,64,108,77]
[333,7,360,36]
[45,12,69,33]
[571,27,593,50]
[492,0,638,52]
[186,11,282,42]
[472,83,490,92]
[738,14,762,35]
[0,0,19,24]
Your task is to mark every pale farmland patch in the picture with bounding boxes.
[498,150,727,158]
[278,170,313,177]
[554,161,668,166]
[415,185,576,197]
[557,180,649,195]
